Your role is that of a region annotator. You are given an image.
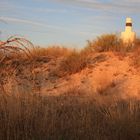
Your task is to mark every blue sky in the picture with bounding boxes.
[0,0,140,48]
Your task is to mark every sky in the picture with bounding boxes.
[0,0,140,48]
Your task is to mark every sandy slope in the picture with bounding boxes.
[1,52,140,99]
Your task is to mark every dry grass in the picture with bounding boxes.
[87,34,122,52]
[131,38,140,68]
[132,49,140,68]
[31,46,72,59]
[0,36,72,63]
[58,50,89,75]
[0,36,34,58]
[0,91,140,140]
[86,34,135,53]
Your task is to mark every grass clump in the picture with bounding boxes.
[87,34,122,52]
[87,34,135,53]
[59,50,89,75]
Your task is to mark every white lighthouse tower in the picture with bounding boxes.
[121,17,136,44]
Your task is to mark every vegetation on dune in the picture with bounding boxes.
[86,34,140,67]
[132,38,140,68]
[87,34,135,53]
[1,34,140,139]
[0,36,34,59]
[0,34,140,69]
[32,46,72,59]
[59,50,89,74]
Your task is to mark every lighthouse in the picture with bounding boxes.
[121,17,136,44]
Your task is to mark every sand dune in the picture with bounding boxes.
[1,52,140,101]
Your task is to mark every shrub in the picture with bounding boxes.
[87,34,122,52]
[131,38,140,68]
[134,38,140,47]
[86,34,135,53]
[59,50,88,75]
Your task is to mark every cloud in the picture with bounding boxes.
[0,0,67,14]
[0,16,91,36]
[0,16,68,32]
[33,7,67,13]
[50,0,140,14]
[0,16,48,27]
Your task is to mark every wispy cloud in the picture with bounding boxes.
[33,7,67,13]
[0,16,67,33]
[0,0,67,14]
[0,16,48,27]
[0,16,91,36]
[50,0,140,14]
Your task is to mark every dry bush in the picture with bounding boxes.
[132,50,140,68]
[87,34,122,52]
[0,36,34,63]
[131,38,140,68]
[58,50,89,75]
[87,34,134,53]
